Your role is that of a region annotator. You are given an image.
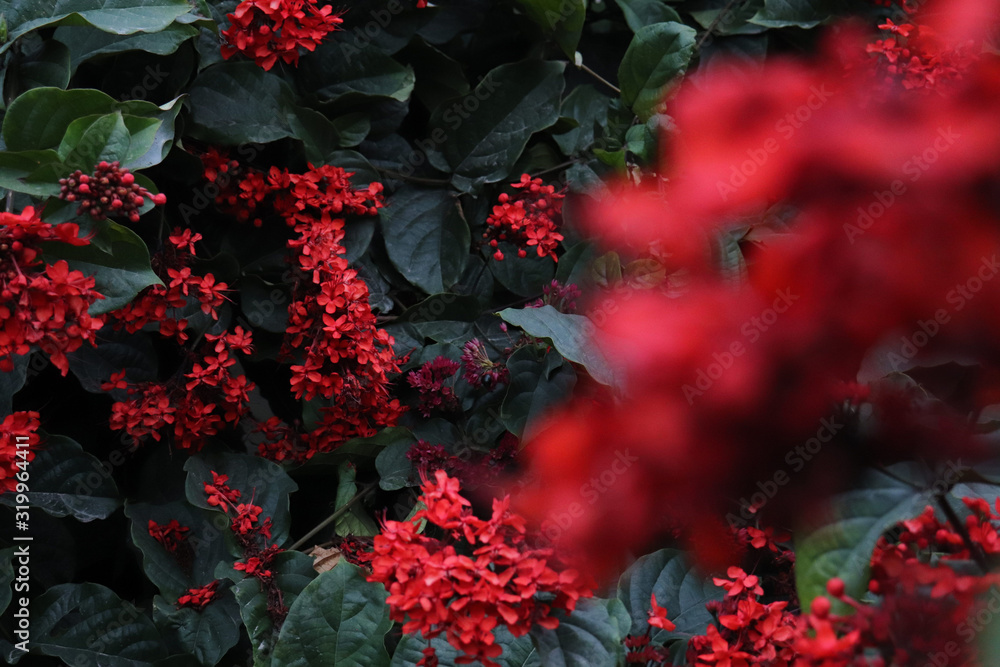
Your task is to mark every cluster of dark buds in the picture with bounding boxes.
[59,161,166,222]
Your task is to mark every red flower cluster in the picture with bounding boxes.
[106,327,255,450]
[197,151,404,462]
[148,519,189,554]
[517,0,1000,574]
[865,7,977,91]
[0,207,104,375]
[405,435,519,486]
[110,228,226,343]
[484,174,565,262]
[407,357,461,417]
[59,161,166,222]
[220,0,343,70]
[0,412,40,494]
[460,339,509,390]
[527,280,580,313]
[176,580,220,611]
[368,470,593,667]
[202,472,287,623]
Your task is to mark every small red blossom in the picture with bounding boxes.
[176,580,220,610]
[483,174,564,262]
[647,594,676,631]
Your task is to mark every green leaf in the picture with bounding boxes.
[514,0,586,58]
[613,0,682,31]
[58,112,132,171]
[374,429,421,491]
[271,562,393,667]
[616,548,722,645]
[380,187,470,294]
[795,466,932,612]
[488,247,556,297]
[749,0,840,29]
[1,87,181,169]
[14,39,71,90]
[42,220,162,315]
[153,593,241,667]
[553,85,610,157]
[125,501,231,600]
[187,63,298,144]
[0,150,65,196]
[498,305,618,386]
[56,24,199,72]
[67,327,158,393]
[501,348,576,437]
[289,108,371,163]
[30,582,167,665]
[184,451,299,547]
[618,22,697,121]
[334,461,377,537]
[225,551,317,667]
[431,60,566,192]
[529,597,629,667]
[0,434,119,521]
[2,0,193,56]
[296,41,415,103]
[239,275,291,334]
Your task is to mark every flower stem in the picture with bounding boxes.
[289,483,375,551]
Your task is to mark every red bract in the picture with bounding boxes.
[176,580,220,610]
[220,0,343,70]
[518,2,1000,574]
[0,207,104,375]
[0,411,40,494]
[107,327,254,451]
[148,519,189,553]
[368,470,593,667]
[460,339,509,390]
[483,174,565,262]
[58,161,166,222]
[407,356,461,417]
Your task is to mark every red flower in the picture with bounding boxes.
[0,412,40,494]
[176,580,220,610]
[368,471,593,667]
[407,357,461,417]
[647,594,676,631]
[483,174,564,262]
[148,519,189,553]
[204,472,241,507]
[220,0,343,70]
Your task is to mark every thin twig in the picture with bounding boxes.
[695,0,745,51]
[578,63,621,94]
[289,484,375,551]
[532,160,578,179]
